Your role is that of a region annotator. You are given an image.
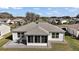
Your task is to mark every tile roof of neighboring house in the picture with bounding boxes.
[12,22,65,35]
[68,24,79,30]
[0,19,8,21]
[12,19,25,22]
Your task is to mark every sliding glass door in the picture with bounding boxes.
[27,35,48,43]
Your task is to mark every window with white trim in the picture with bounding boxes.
[35,36,40,43]
[52,33,59,38]
[41,36,47,43]
[28,36,33,43]
[17,32,24,38]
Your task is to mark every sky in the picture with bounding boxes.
[0,7,79,17]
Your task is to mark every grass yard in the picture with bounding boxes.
[0,33,11,47]
[50,43,72,51]
[0,39,9,47]
[65,35,79,51]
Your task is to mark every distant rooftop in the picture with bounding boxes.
[68,24,79,30]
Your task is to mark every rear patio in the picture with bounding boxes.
[2,40,67,49]
[1,40,72,51]
[2,40,51,48]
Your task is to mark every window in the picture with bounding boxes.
[56,33,59,38]
[28,36,33,43]
[17,32,20,37]
[35,36,40,43]
[17,32,24,38]
[21,32,24,38]
[52,33,59,38]
[41,36,47,43]
[52,33,55,38]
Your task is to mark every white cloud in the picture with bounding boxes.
[12,7,23,9]
[0,7,23,9]
[38,12,43,15]
[47,10,59,14]
[64,7,79,12]
[33,8,40,10]
[46,10,61,16]
[0,7,9,9]
[70,9,78,12]
[47,8,52,10]
[64,8,69,10]
[28,10,33,12]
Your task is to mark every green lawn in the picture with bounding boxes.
[65,35,79,51]
[0,33,11,47]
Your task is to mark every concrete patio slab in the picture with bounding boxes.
[2,40,51,48]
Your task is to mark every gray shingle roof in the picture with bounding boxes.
[38,22,65,33]
[68,24,79,30]
[12,22,65,35]
[25,27,49,35]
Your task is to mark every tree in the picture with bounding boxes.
[76,14,79,18]
[25,12,40,22]
[57,20,62,25]
[0,12,13,19]
[62,16,71,19]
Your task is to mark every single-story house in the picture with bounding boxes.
[0,18,13,24]
[67,24,79,38]
[60,19,68,24]
[12,18,25,26]
[48,18,58,24]
[0,23,11,37]
[12,22,65,47]
[0,19,8,23]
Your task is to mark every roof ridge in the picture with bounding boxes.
[38,26,49,34]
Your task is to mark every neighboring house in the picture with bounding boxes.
[67,24,79,38]
[48,18,58,24]
[0,24,11,37]
[0,18,13,24]
[12,18,25,25]
[6,19,14,24]
[75,18,79,24]
[12,22,65,47]
[0,19,8,23]
[60,19,68,24]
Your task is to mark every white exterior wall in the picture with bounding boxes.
[27,43,47,46]
[12,32,20,42]
[77,31,79,37]
[48,33,64,41]
[0,24,10,36]
[61,20,67,24]
[12,32,64,46]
